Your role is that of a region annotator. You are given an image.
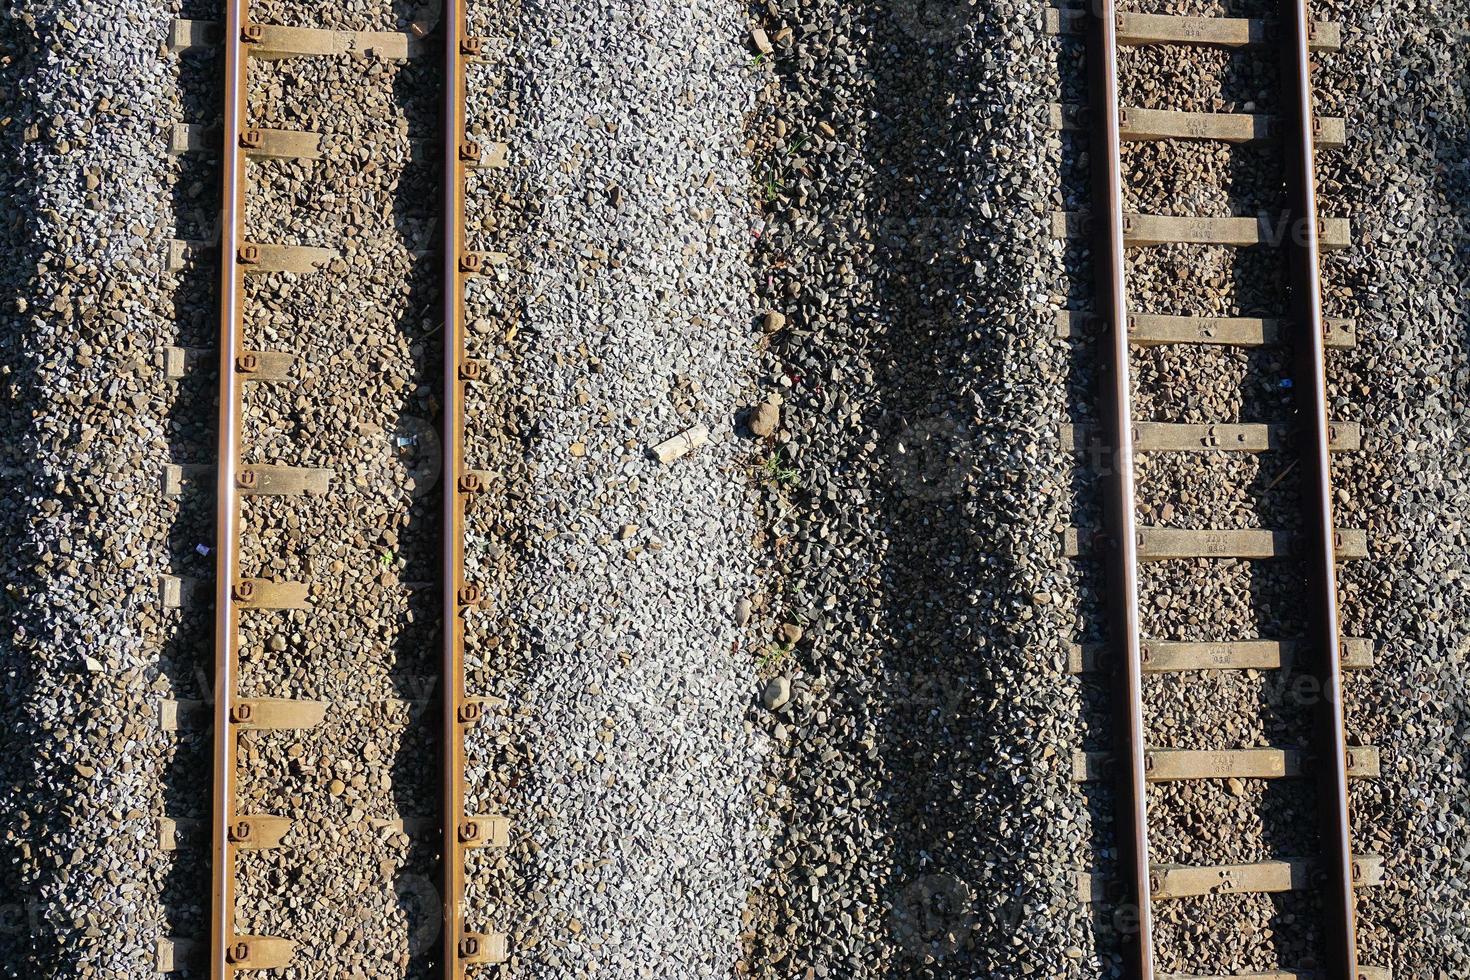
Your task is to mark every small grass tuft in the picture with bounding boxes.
[757,641,794,670]
[761,449,799,488]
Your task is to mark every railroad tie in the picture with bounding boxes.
[1053,311,1359,349]
[1067,637,1376,674]
[1044,8,1342,51]
[1049,103,1347,148]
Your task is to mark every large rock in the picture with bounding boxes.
[748,399,781,437]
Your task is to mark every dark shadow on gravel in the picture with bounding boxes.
[741,2,1064,975]
[858,11,1042,977]
[153,2,226,967]
[1417,28,1470,978]
[1354,11,1470,976]
[387,47,449,980]
[0,8,59,974]
[147,0,233,963]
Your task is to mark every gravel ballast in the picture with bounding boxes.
[0,0,207,974]
[484,1,772,974]
[1315,0,1470,971]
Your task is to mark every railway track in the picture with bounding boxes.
[1052,3,1385,978]
[155,2,510,975]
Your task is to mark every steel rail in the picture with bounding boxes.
[1085,2,1155,976]
[1277,1,1359,975]
[441,0,472,975]
[210,0,249,975]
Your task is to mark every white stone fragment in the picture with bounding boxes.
[649,424,711,464]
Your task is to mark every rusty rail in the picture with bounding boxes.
[209,0,249,974]
[439,1,490,975]
[439,0,469,968]
[1083,2,1154,975]
[1277,1,1359,975]
[206,2,328,974]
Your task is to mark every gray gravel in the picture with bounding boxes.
[479,0,772,975]
[0,0,199,975]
